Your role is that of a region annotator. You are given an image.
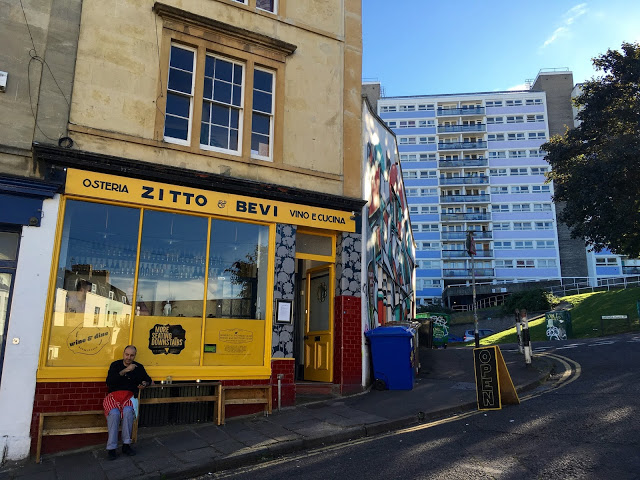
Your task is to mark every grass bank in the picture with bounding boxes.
[474,287,640,345]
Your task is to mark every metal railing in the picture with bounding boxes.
[445,275,640,298]
[440,194,490,203]
[438,159,488,168]
[438,141,488,150]
[439,176,489,185]
[441,231,492,240]
[451,293,511,312]
[441,213,491,221]
[444,268,494,277]
[437,124,486,133]
[437,107,485,116]
[442,249,493,258]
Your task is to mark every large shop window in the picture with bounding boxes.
[46,200,271,372]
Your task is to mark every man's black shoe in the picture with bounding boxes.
[107,449,117,460]
[122,444,136,456]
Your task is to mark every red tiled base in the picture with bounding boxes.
[334,296,363,392]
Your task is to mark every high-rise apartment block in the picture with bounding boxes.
[372,84,562,306]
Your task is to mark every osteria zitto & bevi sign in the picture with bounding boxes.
[64,169,355,232]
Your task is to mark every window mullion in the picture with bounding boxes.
[242,59,255,159]
[192,46,206,150]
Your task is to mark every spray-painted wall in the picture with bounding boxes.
[361,100,416,331]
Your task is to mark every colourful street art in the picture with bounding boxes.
[362,100,416,330]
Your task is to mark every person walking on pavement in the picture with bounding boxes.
[104,345,152,460]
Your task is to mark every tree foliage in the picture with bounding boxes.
[501,289,559,315]
[543,42,640,256]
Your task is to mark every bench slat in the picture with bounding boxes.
[140,395,219,405]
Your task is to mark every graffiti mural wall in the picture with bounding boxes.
[362,100,416,331]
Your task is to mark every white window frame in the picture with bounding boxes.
[512,203,531,212]
[164,43,197,146]
[513,222,533,230]
[536,240,555,249]
[515,259,535,268]
[250,65,275,161]
[535,221,553,230]
[495,260,514,268]
[256,0,278,13]
[533,203,552,212]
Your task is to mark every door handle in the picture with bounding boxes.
[315,336,320,341]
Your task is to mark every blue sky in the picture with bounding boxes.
[362,0,640,96]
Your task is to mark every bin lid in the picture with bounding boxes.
[364,326,415,338]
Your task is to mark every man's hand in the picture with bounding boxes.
[138,381,148,389]
[120,363,137,375]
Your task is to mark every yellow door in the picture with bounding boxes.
[303,266,333,382]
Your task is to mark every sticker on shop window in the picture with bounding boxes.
[67,324,111,355]
[149,324,186,355]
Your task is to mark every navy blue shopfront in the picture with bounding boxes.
[0,174,61,382]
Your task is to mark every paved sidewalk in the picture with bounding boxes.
[0,346,556,480]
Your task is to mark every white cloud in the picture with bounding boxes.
[540,3,588,49]
[507,83,528,91]
[564,3,588,24]
[542,26,568,48]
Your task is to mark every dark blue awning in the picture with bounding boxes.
[0,175,62,226]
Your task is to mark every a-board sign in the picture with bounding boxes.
[473,346,520,410]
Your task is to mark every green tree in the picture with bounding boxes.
[543,42,640,256]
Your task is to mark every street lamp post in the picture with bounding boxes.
[466,231,479,348]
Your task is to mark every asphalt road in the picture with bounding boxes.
[198,333,640,480]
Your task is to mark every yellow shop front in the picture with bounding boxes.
[37,168,355,383]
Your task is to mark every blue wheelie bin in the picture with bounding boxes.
[365,326,416,390]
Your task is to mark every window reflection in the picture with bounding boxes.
[135,210,207,317]
[49,201,139,366]
[206,220,268,319]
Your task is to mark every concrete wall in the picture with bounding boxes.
[0,196,60,461]
[67,0,362,199]
[0,0,81,177]
[532,72,588,278]
[361,83,381,111]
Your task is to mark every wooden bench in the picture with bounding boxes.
[35,410,138,463]
[221,384,272,424]
[135,381,222,438]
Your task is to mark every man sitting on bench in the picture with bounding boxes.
[104,345,152,460]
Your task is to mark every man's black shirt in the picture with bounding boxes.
[106,360,152,398]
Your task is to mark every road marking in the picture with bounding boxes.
[519,352,581,402]
[555,343,583,350]
[588,340,616,347]
[202,353,582,479]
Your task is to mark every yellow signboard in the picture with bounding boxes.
[65,169,355,232]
